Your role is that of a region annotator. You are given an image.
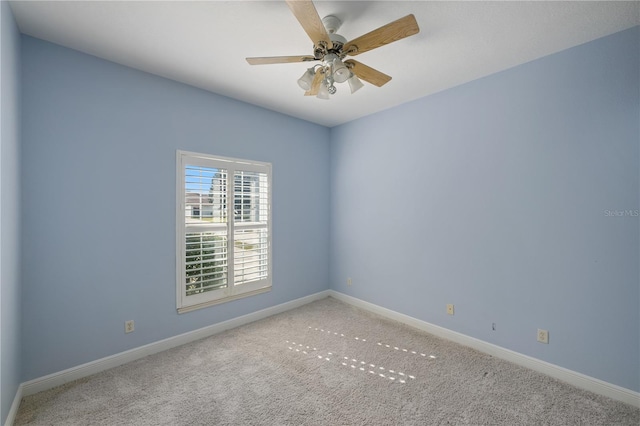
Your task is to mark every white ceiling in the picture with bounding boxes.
[9,1,640,127]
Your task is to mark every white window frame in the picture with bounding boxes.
[176,150,272,313]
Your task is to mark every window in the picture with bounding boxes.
[176,150,271,313]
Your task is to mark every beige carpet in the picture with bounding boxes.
[15,297,640,425]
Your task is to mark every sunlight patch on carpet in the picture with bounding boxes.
[285,337,422,384]
[305,325,439,360]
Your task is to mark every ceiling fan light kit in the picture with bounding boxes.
[246,0,420,100]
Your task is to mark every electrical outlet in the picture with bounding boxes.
[537,329,549,344]
[125,320,135,334]
[446,304,454,315]
[347,277,352,286]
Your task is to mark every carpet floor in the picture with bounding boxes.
[15,297,640,425]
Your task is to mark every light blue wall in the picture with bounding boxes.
[0,1,22,423]
[20,36,330,381]
[15,23,640,396]
[330,27,640,392]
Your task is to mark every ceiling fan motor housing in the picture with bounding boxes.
[314,16,347,59]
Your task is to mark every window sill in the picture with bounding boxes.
[177,286,271,314]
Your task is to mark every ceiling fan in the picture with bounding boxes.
[246,0,420,99]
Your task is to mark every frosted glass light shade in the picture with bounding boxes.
[316,81,330,100]
[332,58,350,83]
[297,68,315,91]
[348,74,364,94]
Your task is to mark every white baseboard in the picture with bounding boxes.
[328,290,640,409]
[20,290,330,398]
[4,383,23,426]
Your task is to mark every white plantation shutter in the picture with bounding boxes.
[233,170,269,285]
[177,151,271,313]
[184,165,228,296]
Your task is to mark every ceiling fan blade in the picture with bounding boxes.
[285,0,333,50]
[246,55,317,65]
[343,14,419,56]
[345,60,392,87]
[305,68,324,96]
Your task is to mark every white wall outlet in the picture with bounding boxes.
[347,277,352,286]
[125,320,135,334]
[446,304,454,315]
[537,329,549,344]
